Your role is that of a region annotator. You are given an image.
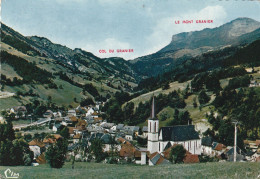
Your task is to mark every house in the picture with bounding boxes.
[68,109,77,117]
[225,146,245,162]
[250,152,260,162]
[249,80,260,87]
[88,133,120,152]
[91,111,99,119]
[123,126,140,140]
[86,108,95,116]
[158,125,201,155]
[76,119,87,128]
[36,152,47,164]
[28,139,45,158]
[119,141,141,162]
[149,152,170,166]
[87,125,104,134]
[142,126,148,138]
[117,137,130,145]
[116,124,124,131]
[73,133,82,143]
[43,110,53,118]
[125,130,134,141]
[52,123,64,132]
[101,134,121,152]
[162,144,180,159]
[43,134,63,147]
[75,105,86,115]
[161,143,199,164]
[10,106,27,114]
[53,111,62,118]
[101,122,114,129]
[94,117,103,123]
[212,142,226,156]
[10,106,27,118]
[110,125,117,131]
[69,116,78,123]
[68,127,76,137]
[201,136,213,156]
[54,117,63,122]
[183,154,200,164]
[244,139,260,152]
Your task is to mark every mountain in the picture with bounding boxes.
[0,23,138,109]
[2,23,139,81]
[131,17,260,77]
[160,17,260,53]
[1,17,260,109]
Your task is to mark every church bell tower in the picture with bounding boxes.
[147,96,159,154]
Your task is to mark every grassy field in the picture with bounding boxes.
[0,162,259,179]
[122,80,190,110]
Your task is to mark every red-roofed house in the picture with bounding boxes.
[28,139,45,158]
[149,152,170,166]
[36,152,47,164]
[183,154,199,164]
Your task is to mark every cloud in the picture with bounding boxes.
[83,38,137,60]
[145,5,227,54]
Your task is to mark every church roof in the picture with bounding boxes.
[160,125,200,142]
[202,136,213,147]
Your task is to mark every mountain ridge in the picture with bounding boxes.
[130,17,260,77]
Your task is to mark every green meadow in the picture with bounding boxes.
[0,162,259,179]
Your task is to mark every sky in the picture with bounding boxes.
[1,0,260,60]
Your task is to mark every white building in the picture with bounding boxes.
[158,125,201,155]
[147,97,159,154]
[68,109,76,116]
[147,96,201,156]
[28,139,45,158]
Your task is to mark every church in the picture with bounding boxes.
[147,96,201,156]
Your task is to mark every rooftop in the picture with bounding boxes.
[160,125,200,142]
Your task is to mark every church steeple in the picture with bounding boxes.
[147,95,159,154]
[151,95,155,119]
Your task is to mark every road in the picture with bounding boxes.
[13,118,52,130]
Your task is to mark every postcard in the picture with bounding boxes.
[0,0,260,178]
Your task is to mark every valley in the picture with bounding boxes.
[1,17,260,170]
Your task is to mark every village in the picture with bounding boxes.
[3,97,260,167]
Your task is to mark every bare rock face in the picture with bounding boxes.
[160,17,260,53]
[131,18,260,77]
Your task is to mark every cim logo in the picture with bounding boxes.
[3,169,19,179]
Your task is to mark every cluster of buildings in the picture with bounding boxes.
[9,98,260,166]
[201,137,260,162]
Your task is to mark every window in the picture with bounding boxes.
[154,122,156,132]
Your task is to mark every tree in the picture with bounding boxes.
[107,136,119,164]
[198,90,210,105]
[169,145,186,164]
[59,127,70,139]
[193,97,198,108]
[90,138,105,162]
[45,138,68,168]
[0,119,15,142]
[0,139,33,166]
[24,134,32,142]
[205,74,221,92]
[162,82,170,90]
[80,98,94,107]
[123,102,134,122]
